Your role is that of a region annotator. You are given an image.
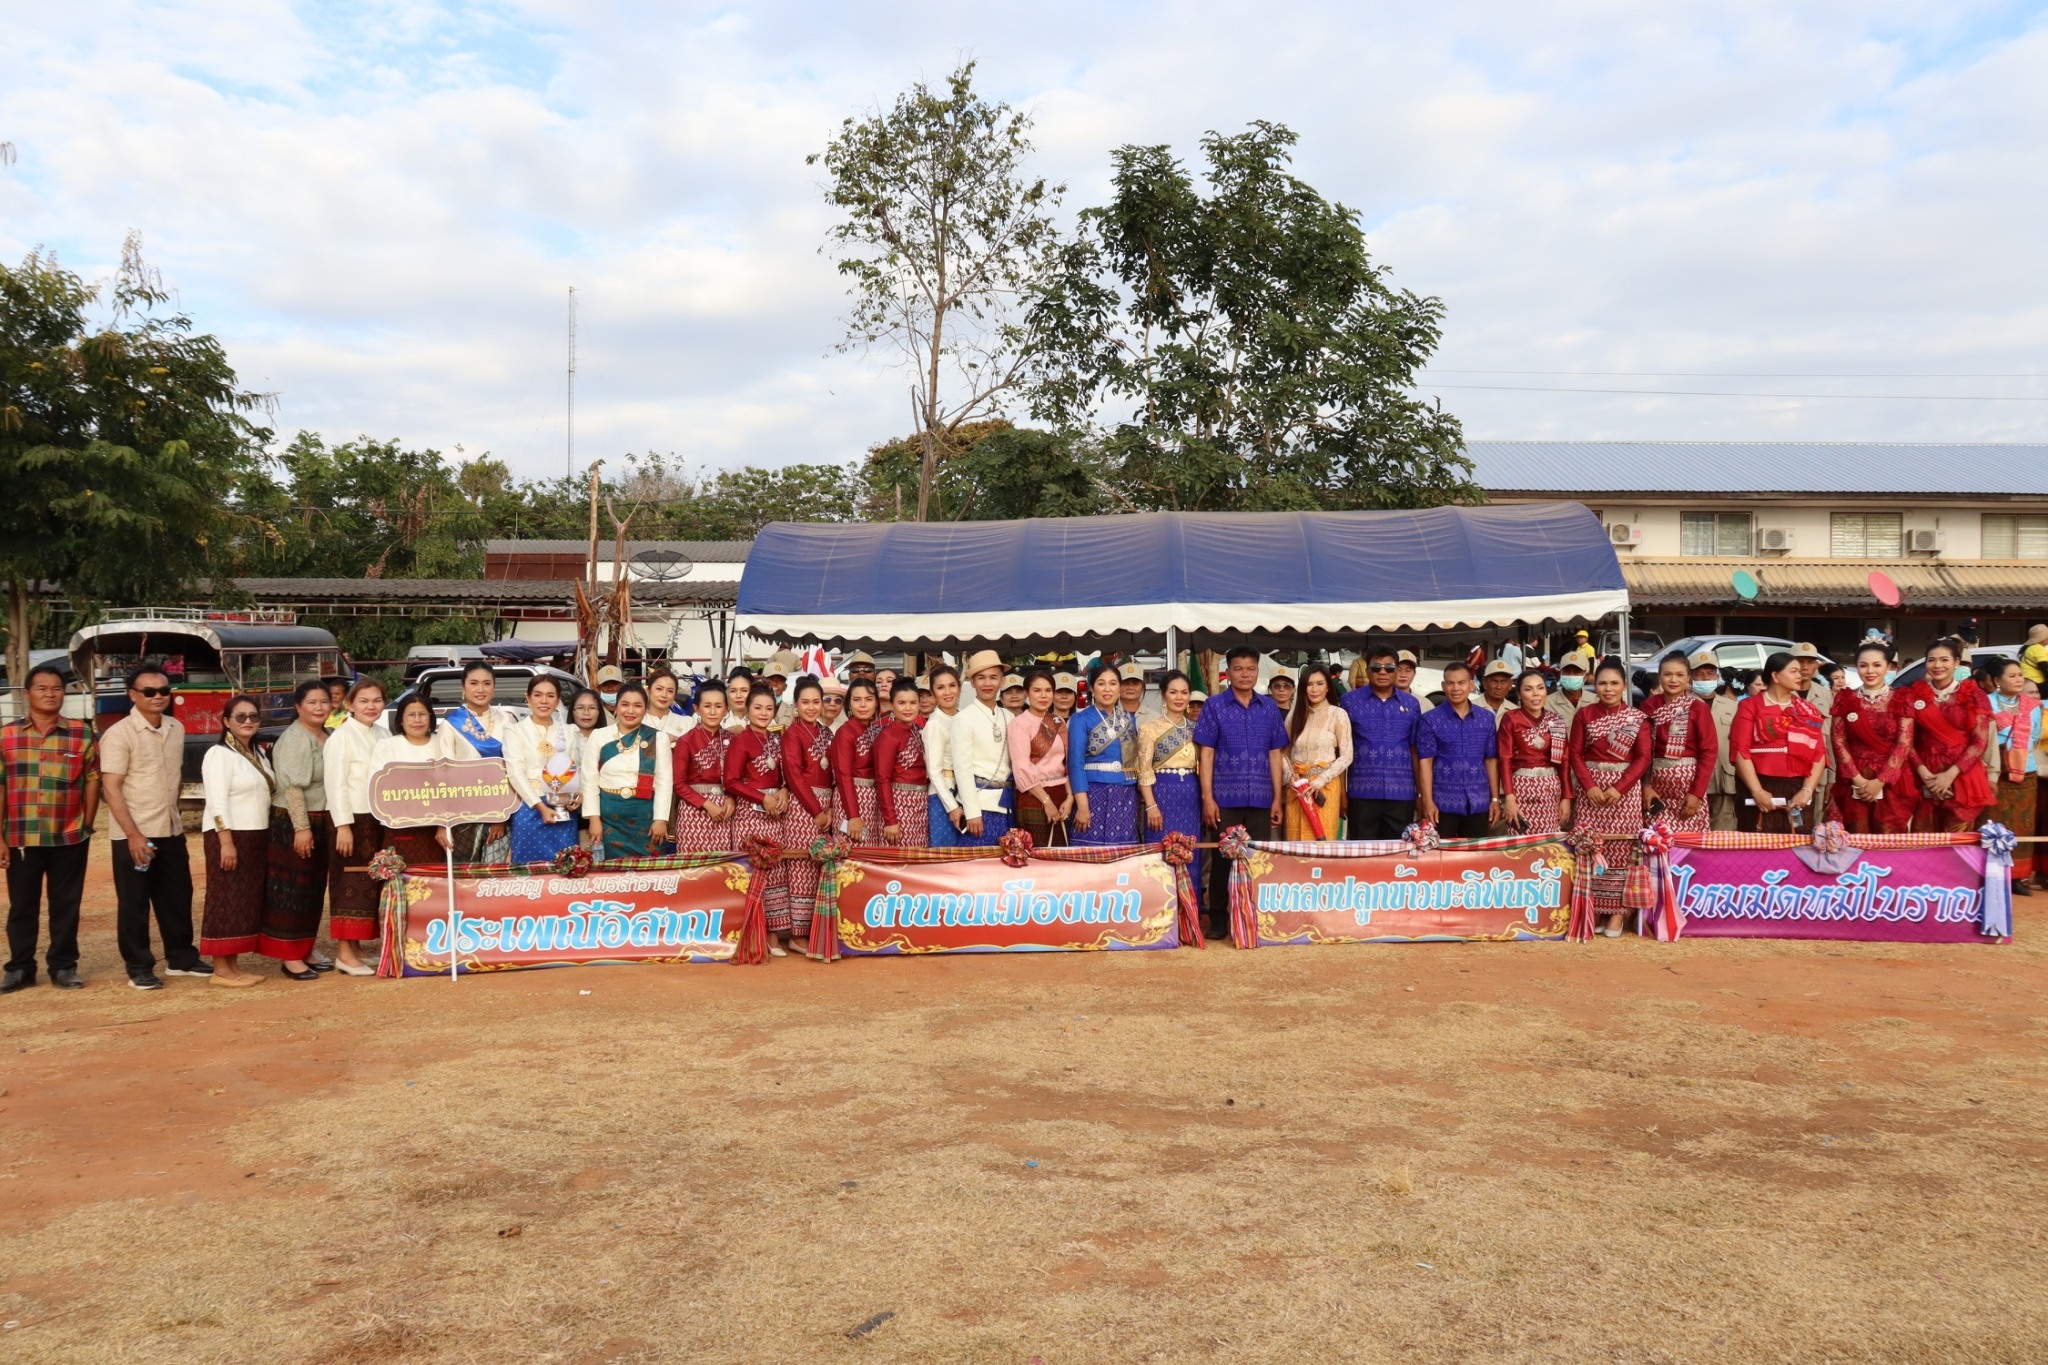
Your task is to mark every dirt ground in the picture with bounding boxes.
[2,834,2045,1364]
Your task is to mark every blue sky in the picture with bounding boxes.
[5,1,2046,478]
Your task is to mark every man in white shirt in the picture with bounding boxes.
[950,650,1014,845]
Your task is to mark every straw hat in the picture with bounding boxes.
[963,649,1005,680]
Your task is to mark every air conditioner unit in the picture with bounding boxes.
[1758,527,1796,552]
[1906,529,1945,554]
[1607,522,1644,546]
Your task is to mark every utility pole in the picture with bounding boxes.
[565,286,578,481]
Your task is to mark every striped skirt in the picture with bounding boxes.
[676,785,735,855]
[783,786,834,934]
[201,828,268,957]
[1074,782,1139,847]
[883,782,930,847]
[1572,761,1643,916]
[1508,766,1565,837]
[736,803,792,933]
[1649,758,1710,834]
[327,814,385,940]
[261,810,331,960]
[839,777,884,842]
[1014,781,1069,849]
[1147,771,1203,891]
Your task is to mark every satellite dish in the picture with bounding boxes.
[1731,569,1761,601]
[1868,570,1901,608]
[628,549,694,582]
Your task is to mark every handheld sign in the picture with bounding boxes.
[1868,570,1901,608]
[369,759,520,981]
[1731,569,1761,601]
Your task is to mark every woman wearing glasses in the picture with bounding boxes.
[198,695,274,987]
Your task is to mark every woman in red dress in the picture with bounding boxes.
[1569,658,1652,936]
[1731,651,1828,833]
[829,679,883,843]
[672,683,735,854]
[1639,651,1718,834]
[872,679,931,847]
[1498,671,1572,837]
[1830,640,1918,834]
[779,677,836,935]
[1904,638,1993,832]
[724,689,795,957]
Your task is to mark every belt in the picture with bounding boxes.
[1083,761,1125,773]
[1652,757,1695,770]
[1154,769,1196,780]
[974,777,1010,790]
[600,785,643,799]
[690,783,725,796]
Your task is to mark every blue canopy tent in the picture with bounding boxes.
[736,503,1629,653]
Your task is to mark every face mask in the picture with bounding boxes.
[1884,670,1897,686]
[1559,675,1583,693]
[1691,680,1718,698]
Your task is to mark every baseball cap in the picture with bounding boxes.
[1688,648,1721,670]
[1482,659,1514,678]
[1790,642,1825,661]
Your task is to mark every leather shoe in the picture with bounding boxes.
[279,963,321,982]
[51,968,84,990]
[0,968,32,994]
[129,972,164,990]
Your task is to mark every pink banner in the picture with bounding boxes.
[1669,842,2003,943]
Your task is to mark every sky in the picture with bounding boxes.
[5,1,2047,480]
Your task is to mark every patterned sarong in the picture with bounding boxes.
[883,782,930,847]
[1074,782,1139,847]
[508,803,579,865]
[1147,771,1203,893]
[1649,758,1709,834]
[598,794,655,861]
[736,803,792,932]
[783,786,835,934]
[1572,759,1643,915]
[326,814,386,940]
[959,780,1013,846]
[1509,767,1564,837]
[201,828,268,956]
[676,785,734,855]
[261,810,331,960]
[927,794,960,848]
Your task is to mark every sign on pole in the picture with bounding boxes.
[369,759,523,980]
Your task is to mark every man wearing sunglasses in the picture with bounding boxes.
[100,666,207,989]
[1339,643,1423,840]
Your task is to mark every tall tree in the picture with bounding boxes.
[810,61,1064,520]
[1026,123,1476,512]
[0,237,268,687]
[859,420,1100,522]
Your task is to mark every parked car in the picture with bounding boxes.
[404,643,488,682]
[1631,634,1795,699]
[1892,644,2018,692]
[1597,630,1666,664]
[409,664,586,722]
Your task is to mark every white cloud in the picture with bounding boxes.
[4,0,2044,479]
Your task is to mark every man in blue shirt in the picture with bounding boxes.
[1193,646,1288,938]
[1339,644,1423,839]
[1415,661,1501,838]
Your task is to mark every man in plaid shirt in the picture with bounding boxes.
[2,663,99,992]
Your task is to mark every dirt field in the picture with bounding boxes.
[2,835,2045,1364]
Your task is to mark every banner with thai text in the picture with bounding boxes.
[1669,841,2004,943]
[1237,837,1574,945]
[380,859,753,976]
[835,850,1183,954]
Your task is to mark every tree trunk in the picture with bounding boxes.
[4,578,35,718]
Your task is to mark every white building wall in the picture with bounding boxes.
[1588,501,2000,560]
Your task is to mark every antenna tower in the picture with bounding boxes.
[565,286,578,479]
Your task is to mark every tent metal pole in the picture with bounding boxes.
[1165,625,1178,676]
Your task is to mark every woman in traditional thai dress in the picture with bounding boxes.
[1068,667,1139,846]
[1498,671,1572,838]
[829,679,882,843]
[263,681,335,980]
[644,670,693,741]
[1985,657,2038,891]
[725,687,796,955]
[923,665,964,848]
[873,678,932,847]
[502,675,583,866]
[583,683,672,861]
[780,677,836,932]
[1905,638,1994,833]
[1639,651,1718,834]
[199,695,273,987]
[369,693,478,869]
[565,688,607,853]
[1138,671,1202,891]
[1731,651,1828,834]
[1830,640,1918,834]
[443,662,514,863]
[321,677,389,974]
[672,682,736,855]
[1568,658,1652,937]
[1282,663,1351,841]
[1007,670,1070,848]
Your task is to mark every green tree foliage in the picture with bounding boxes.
[858,420,1100,522]
[1026,123,1476,512]
[0,237,270,685]
[231,433,488,579]
[810,61,1064,520]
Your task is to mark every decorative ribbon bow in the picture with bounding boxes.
[1810,821,1848,858]
[805,835,853,963]
[1158,831,1196,867]
[1980,822,2017,938]
[367,848,409,882]
[1401,822,1441,855]
[742,834,784,868]
[1634,821,1682,941]
[1219,825,1253,861]
[551,844,593,878]
[997,828,1036,868]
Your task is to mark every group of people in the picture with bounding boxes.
[4,628,2039,988]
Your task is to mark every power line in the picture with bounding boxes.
[1420,383,2048,401]
[1423,368,2045,380]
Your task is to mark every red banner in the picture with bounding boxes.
[835,850,1184,954]
[379,859,753,975]
[1235,837,1575,945]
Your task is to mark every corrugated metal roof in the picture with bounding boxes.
[483,539,752,561]
[1468,441,2048,497]
[234,577,737,606]
[1623,558,2048,611]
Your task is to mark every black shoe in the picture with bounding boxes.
[1,968,32,994]
[279,963,321,982]
[304,957,335,973]
[164,961,214,977]
[50,968,84,990]
[128,972,164,991]
[2014,881,2034,898]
